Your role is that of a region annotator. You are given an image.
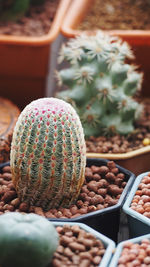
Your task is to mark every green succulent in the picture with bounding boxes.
[0,212,58,267]
[10,98,86,210]
[56,31,143,138]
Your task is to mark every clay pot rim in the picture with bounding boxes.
[59,0,150,160]
[87,146,150,160]
[61,0,150,45]
[0,0,71,46]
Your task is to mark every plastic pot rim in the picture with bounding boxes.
[109,232,150,267]
[53,221,115,267]
[123,171,150,226]
[49,158,135,222]
[0,158,135,222]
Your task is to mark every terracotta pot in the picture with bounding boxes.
[0,0,71,110]
[85,99,150,176]
[61,0,150,98]
[86,147,150,176]
[60,0,150,175]
[0,159,135,243]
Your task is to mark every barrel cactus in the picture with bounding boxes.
[56,31,143,138]
[0,212,58,267]
[10,98,86,210]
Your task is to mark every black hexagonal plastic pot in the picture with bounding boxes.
[0,158,135,243]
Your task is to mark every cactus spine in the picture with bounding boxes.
[56,31,143,138]
[10,98,86,210]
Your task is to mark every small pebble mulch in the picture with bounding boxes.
[50,224,106,267]
[78,0,150,31]
[0,0,59,37]
[0,161,127,218]
[86,100,150,154]
[118,239,150,266]
[130,173,150,219]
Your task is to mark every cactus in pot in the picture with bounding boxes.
[10,97,86,210]
[56,31,143,138]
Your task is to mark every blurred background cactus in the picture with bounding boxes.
[56,31,143,138]
[10,98,86,210]
[0,0,45,21]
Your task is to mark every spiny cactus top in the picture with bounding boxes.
[10,98,86,210]
[56,31,143,138]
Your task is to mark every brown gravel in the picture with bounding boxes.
[78,0,150,31]
[49,224,106,267]
[0,161,127,218]
[86,100,150,154]
[118,239,150,266]
[130,172,150,219]
[0,0,59,37]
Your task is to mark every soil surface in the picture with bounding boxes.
[86,99,150,154]
[0,0,59,37]
[130,173,150,219]
[0,161,127,218]
[118,239,150,266]
[78,0,150,31]
[50,224,106,267]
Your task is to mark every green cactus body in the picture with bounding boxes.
[56,31,143,138]
[10,98,86,210]
[0,212,58,267]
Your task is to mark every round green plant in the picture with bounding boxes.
[0,212,59,267]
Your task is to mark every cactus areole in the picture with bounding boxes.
[10,98,86,210]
